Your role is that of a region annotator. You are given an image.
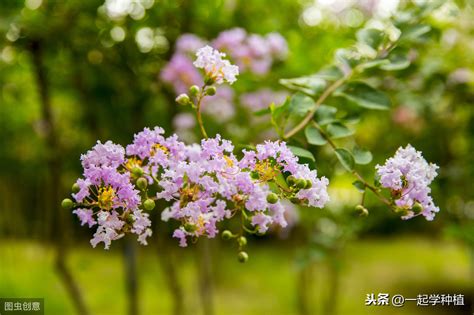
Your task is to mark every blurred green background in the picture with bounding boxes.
[0,0,473,315]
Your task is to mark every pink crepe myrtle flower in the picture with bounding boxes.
[376,144,439,220]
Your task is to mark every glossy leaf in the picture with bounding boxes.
[305,125,327,146]
[279,76,326,96]
[288,145,315,162]
[315,105,338,125]
[289,93,316,116]
[356,28,384,49]
[380,53,410,71]
[327,122,354,139]
[336,82,391,110]
[352,180,366,193]
[334,148,354,171]
[353,146,373,165]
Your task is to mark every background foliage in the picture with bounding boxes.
[0,0,473,314]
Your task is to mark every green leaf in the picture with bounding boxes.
[279,76,326,96]
[353,146,373,165]
[288,145,315,162]
[315,105,338,125]
[356,28,384,49]
[336,82,391,110]
[305,125,327,146]
[359,59,390,70]
[254,107,271,116]
[334,148,354,171]
[289,93,316,116]
[316,66,344,81]
[400,24,431,41]
[352,180,366,193]
[380,54,410,71]
[270,99,290,136]
[327,122,354,139]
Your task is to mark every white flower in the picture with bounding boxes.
[193,45,239,84]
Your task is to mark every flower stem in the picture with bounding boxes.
[312,121,392,207]
[196,86,209,139]
[284,75,350,139]
[283,40,399,140]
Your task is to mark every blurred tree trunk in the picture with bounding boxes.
[197,239,214,315]
[124,237,139,315]
[296,264,311,315]
[157,235,186,315]
[28,39,89,315]
[323,256,341,315]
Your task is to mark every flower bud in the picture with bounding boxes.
[295,179,306,189]
[205,86,216,96]
[286,175,296,185]
[237,251,248,263]
[355,205,369,216]
[290,197,300,204]
[184,223,197,233]
[304,180,312,189]
[189,85,200,97]
[204,76,215,85]
[143,199,155,211]
[132,166,144,177]
[266,193,278,204]
[237,236,247,247]
[250,172,259,180]
[136,177,148,190]
[176,94,190,106]
[71,183,80,194]
[221,230,233,240]
[61,198,74,210]
[412,202,423,213]
[126,214,135,224]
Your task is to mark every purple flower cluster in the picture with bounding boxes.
[72,141,151,249]
[160,29,288,95]
[68,127,330,249]
[213,28,288,74]
[376,145,439,220]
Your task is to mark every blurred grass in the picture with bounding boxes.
[0,237,471,315]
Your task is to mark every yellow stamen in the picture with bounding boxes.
[254,160,277,181]
[125,157,142,170]
[98,186,115,210]
[151,143,169,156]
[223,155,234,167]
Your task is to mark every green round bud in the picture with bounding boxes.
[412,202,423,213]
[221,230,233,240]
[286,175,296,185]
[61,198,74,210]
[289,197,300,204]
[304,180,312,189]
[136,177,148,190]
[71,183,80,194]
[204,76,215,85]
[126,214,135,224]
[266,193,278,204]
[132,166,144,177]
[250,172,259,180]
[295,179,306,189]
[176,94,190,106]
[237,236,247,247]
[355,205,369,216]
[189,85,200,96]
[206,86,216,96]
[237,251,249,263]
[143,199,155,211]
[184,223,197,233]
